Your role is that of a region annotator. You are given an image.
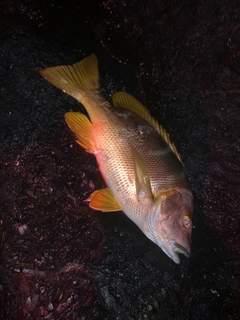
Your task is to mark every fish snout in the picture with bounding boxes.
[173,241,190,257]
[168,240,191,264]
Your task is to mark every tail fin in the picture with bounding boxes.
[39,54,99,102]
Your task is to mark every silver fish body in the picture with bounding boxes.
[39,54,193,264]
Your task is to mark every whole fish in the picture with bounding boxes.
[39,54,193,264]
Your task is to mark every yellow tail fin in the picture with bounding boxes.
[39,54,99,102]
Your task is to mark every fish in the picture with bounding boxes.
[39,54,193,264]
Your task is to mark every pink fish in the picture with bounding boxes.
[39,54,193,263]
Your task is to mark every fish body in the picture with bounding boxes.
[39,54,193,264]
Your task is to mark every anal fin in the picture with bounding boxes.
[85,188,122,212]
[64,112,94,153]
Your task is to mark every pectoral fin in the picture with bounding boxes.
[85,188,122,212]
[160,189,178,197]
[64,112,94,153]
[131,146,153,201]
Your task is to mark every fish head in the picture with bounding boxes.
[145,189,193,264]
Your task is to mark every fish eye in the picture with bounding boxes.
[183,215,192,228]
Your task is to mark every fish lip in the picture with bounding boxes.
[169,241,190,264]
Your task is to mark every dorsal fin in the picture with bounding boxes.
[112,92,182,164]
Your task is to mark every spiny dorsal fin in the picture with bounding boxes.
[112,92,182,164]
[39,54,99,102]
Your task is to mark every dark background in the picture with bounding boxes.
[0,0,239,319]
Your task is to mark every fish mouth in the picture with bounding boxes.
[169,241,190,264]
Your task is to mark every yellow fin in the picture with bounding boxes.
[160,189,178,197]
[85,188,122,212]
[64,112,94,152]
[131,145,153,201]
[112,92,182,164]
[39,54,99,102]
